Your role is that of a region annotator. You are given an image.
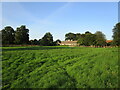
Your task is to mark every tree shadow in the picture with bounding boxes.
[2,46,74,51]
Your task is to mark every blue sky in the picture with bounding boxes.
[2,2,118,41]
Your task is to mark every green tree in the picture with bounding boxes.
[30,39,40,45]
[0,31,1,46]
[77,32,96,46]
[95,31,106,46]
[1,26,15,45]
[40,32,54,46]
[77,33,85,46]
[14,25,29,44]
[84,32,96,46]
[75,33,81,40]
[55,39,61,43]
[65,32,76,41]
[77,37,84,46]
[29,40,34,45]
[53,39,61,46]
[112,22,120,46]
[85,31,91,34]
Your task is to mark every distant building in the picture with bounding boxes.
[60,41,78,46]
[60,40,113,46]
[106,40,113,43]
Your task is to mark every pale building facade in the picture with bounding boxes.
[60,41,78,46]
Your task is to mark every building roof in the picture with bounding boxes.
[106,40,112,43]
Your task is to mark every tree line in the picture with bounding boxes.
[1,22,120,46]
[65,31,107,46]
[1,25,61,46]
[65,22,120,46]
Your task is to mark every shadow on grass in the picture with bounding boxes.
[2,46,75,51]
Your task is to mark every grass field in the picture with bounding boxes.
[2,46,119,88]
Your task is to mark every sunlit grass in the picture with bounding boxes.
[2,46,118,88]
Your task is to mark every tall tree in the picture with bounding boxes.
[77,32,96,46]
[75,33,81,40]
[112,22,120,46]
[95,31,106,46]
[1,26,15,45]
[65,32,76,41]
[84,32,96,46]
[14,25,29,44]
[40,32,54,46]
[77,37,84,46]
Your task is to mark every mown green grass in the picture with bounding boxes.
[2,46,119,88]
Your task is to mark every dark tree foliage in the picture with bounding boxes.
[65,32,76,41]
[0,32,1,45]
[30,39,40,45]
[75,33,81,40]
[40,32,54,46]
[112,22,120,46]
[84,33,96,46]
[77,32,96,46]
[55,39,61,43]
[1,26,15,45]
[14,25,29,44]
[65,33,82,41]
[106,42,112,46]
[77,37,84,45]
[94,31,106,46]
[85,31,91,34]
[53,39,61,46]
